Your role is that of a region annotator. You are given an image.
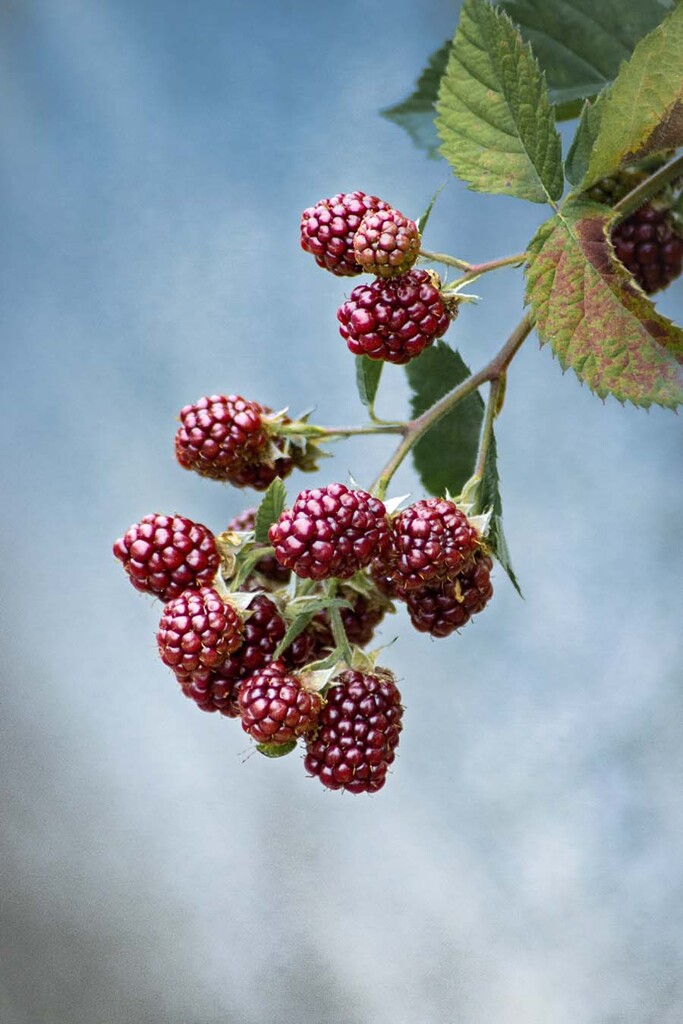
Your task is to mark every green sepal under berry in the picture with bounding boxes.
[256,740,298,758]
[525,199,683,409]
[436,0,563,204]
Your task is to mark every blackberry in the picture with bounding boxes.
[157,586,243,674]
[353,207,421,278]
[304,668,403,794]
[382,498,479,592]
[611,204,683,294]
[337,269,450,364]
[174,664,241,717]
[175,394,293,490]
[300,191,390,276]
[113,513,220,601]
[406,553,494,638]
[238,661,323,744]
[268,483,389,581]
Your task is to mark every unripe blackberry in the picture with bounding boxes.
[406,553,494,638]
[304,668,403,794]
[268,483,389,581]
[175,395,293,490]
[113,513,220,601]
[174,664,242,717]
[353,207,421,278]
[382,498,479,592]
[300,191,390,276]
[227,508,291,584]
[157,586,243,674]
[337,269,451,364]
[238,661,324,744]
[611,204,683,294]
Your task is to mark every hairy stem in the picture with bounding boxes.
[419,248,471,270]
[474,376,502,481]
[444,252,527,291]
[325,580,352,661]
[278,421,407,440]
[372,312,534,499]
[612,153,683,221]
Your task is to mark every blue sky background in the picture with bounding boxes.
[2,2,682,1022]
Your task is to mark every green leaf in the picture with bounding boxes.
[273,612,316,660]
[501,0,668,119]
[436,0,563,204]
[380,41,452,158]
[478,437,522,596]
[254,478,287,544]
[564,96,606,187]
[581,3,683,190]
[406,343,483,498]
[525,199,683,409]
[355,356,383,414]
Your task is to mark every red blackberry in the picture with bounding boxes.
[405,553,494,638]
[157,586,243,674]
[337,269,450,364]
[611,204,683,294]
[238,661,323,744]
[174,663,242,717]
[353,207,421,278]
[268,483,389,581]
[339,590,387,647]
[304,668,403,794]
[300,191,390,276]
[113,513,220,601]
[227,508,291,583]
[175,395,293,490]
[382,498,479,592]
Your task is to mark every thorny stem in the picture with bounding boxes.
[371,312,534,499]
[612,153,683,222]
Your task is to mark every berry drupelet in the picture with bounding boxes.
[611,204,683,294]
[405,553,494,638]
[157,586,243,674]
[381,498,480,592]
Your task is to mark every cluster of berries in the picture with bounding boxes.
[114,482,494,791]
[300,190,455,365]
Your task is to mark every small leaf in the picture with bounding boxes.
[254,478,287,543]
[355,356,383,413]
[256,740,297,758]
[406,343,483,498]
[273,612,316,660]
[416,184,446,236]
[581,4,683,190]
[287,596,351,616]
[525,200,683,409]
[380,41,452,158]
[436,0,563,204]
[477,436,522,596]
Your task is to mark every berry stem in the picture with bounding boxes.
[420,249,527,281]
[443,252,527,291]
[278,421,407,440]
[372,312,534,499]
[325,580,352,662]
[612,153,683,222]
